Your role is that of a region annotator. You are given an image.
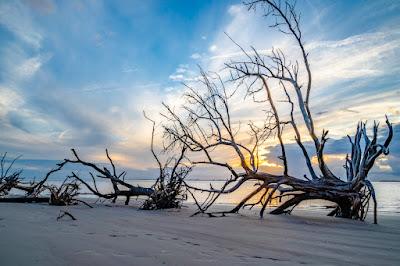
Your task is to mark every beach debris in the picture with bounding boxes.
[57,210,77,221]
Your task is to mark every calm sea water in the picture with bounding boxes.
[12,179,400,214]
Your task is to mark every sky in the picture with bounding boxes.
[0,0,399,181]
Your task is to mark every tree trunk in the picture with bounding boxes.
[0,197,50,203]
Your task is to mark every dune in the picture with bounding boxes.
[0,202,399,266]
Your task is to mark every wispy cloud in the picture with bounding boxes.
[15,53,52,79]
[0,86,24,116]
[309,30,400,88]
[190,53,202,60]
[122,66,137,73]
[0,1,43,49]
[169,64,200,82]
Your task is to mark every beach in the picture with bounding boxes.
[0,202,399,266]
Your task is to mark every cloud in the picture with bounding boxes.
[122,66,137,73]
[209,45,218,52]
[227,4,242,16]
[6,110,50,134]
[190,53,202,60]
[82,84,121,93]
[198,3,399,90]
[14,53,52,79]
[175,67,187,74]
[0,1,43,49]
[164,86,176,92]
[169,74,184,81]
[0,87,24,116]
[169,64,200,82]
[308,30,400,88]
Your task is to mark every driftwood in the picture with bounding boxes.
[0,152,90,207]
[0,145,189,209]
[162,1,393,223]
[63,142,190,209]
[0,152,73,205]
[0,197,50,203]
[57,210,77,221]
[64,149,154,205]
[0,152,45,197]
[141,113,191,210]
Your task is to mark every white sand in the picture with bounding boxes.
[0,202,399,266]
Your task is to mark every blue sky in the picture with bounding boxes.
[0,0,399,180]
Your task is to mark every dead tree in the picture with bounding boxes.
[0,152,23,197]
[141,113,191,210]
[64,141,190,209]
[1,146,189,209]
[0,153,48,203]
[0,152,86,206]
[65,149,154,205]
[224,0,393,222]
[162,30,392,223]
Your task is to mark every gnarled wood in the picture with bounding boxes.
[65,149,154,205]
[141,113,191,210]
[162,0,393,223]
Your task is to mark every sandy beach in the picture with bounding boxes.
[0,202,399,266]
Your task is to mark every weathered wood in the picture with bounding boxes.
[162,0,394,222]
[0,197,50,203]
[141,113,191,210]
[65,150,154,205]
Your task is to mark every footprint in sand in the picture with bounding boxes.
[250,255,288,262]
[185,241,200,246]
[109,234,125,238]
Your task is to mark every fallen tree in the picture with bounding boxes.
[0,149,153,206]
[162,0,393,223]
[63,148,154,206]
[0,152,24,197]
[0,144,189,209]
[62,114,190,209]
[63,143,190,209]
[0,152,85,206]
